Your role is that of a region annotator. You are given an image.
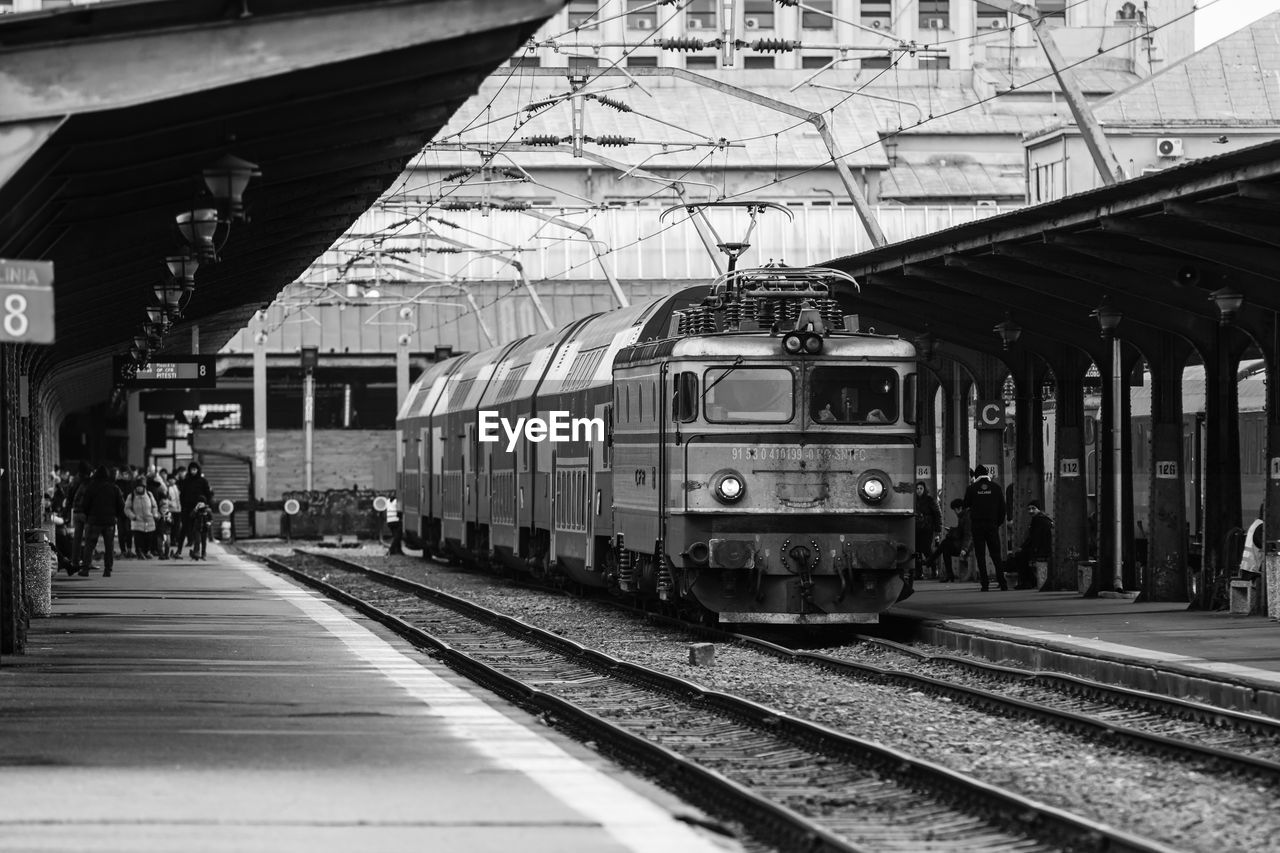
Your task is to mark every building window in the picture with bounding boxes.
[802,55,834,69]
[861,55,892,70]
[920,54,951,70]
[801,0,832,29]
[509,55,541,68]
[687,0,716,31]
[975,2,1008,30]
[566,0,598,29]
[627,0,657,32]
[627,55,659,67]
[686,55,717,69]
[743,0,774,31]
[919,0,950,30]
[861,0,891,30]
[1037,0,1066,23]
[744,56,775,69]
[568,56,599,69]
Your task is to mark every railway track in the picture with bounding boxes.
[266,548,1176,853]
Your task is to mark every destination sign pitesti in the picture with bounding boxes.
[0,259,55,345]
[115,355,216,388]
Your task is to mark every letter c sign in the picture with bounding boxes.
[975,400,1006,431]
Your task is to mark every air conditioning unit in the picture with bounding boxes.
[989,18,1007,29]
[744,16,761,29]
[926,17,946,29]
[687,18,703,29]
[632,16,653,29]
[1156,137,1183,158]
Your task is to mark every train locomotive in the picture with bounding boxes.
[396,265,920,624]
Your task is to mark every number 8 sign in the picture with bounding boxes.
[0,260,55,345]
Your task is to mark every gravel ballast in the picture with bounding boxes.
[239,544,1280,853]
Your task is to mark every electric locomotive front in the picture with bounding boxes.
[623,268,918,624]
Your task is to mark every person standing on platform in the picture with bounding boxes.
[125,481,159,559]
[386,493,403,556]
[174,462,212,559]
[80,466,125,577]
[963,466,1007,591]
[913,481,941,579]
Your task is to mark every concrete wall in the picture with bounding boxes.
[192,428,395,495]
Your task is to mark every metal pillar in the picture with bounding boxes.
[302,347,316,492]
[914,369,940,494]
[1265,314,1280,616]
[1146,336,1190,601]
[253,329,268,536]
[1012,353,1046,554]
[127,391,145,467]
[939,361,972,511]
[1050,351,1090,592]
[1202,326,1244,605]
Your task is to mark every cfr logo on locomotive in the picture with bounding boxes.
[478,411,605,451]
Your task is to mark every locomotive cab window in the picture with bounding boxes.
[672,372,698,422]
[809,366,898,424]
[704,367,793,423]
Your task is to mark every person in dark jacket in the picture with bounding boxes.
[1010,499,1054,589]
[80,466,125,577]
[913,481,942,579]
[925,498,972,582]
[173,462,212,559]
[962,466,1007,591]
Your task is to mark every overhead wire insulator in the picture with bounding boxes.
[593,135,635,147]
[427,247,462,254]
[443,169,476,183]
[499,200,530,210]
[492,167,528,180]
[751,38,801,53]
[440,200,481,211]
[773,0,798,5]
[590,94,633,113]
[657,37,707,51]
[521,135,565,146]
[523,97,561,114]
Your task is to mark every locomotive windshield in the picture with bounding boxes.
[704,367,793,423]
[809,366,899,424]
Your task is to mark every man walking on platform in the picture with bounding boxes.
[80,466,125,577]
[963,466,1007,591]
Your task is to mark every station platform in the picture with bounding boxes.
[0,544,736,853]
[888,580,1280,718]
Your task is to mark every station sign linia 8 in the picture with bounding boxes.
[0,259,55,345]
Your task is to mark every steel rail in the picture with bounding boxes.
[389,551,1280,775]
[271,549,1180,853]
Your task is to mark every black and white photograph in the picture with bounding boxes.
[1,0,1279,850]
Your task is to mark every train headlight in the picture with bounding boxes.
[711,469,746,503]
[858,472,888,504]
[782,332,823,355]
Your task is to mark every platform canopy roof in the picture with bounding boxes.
[0,0,559,413]
[826,139,1280,371]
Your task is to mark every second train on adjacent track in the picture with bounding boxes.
[395,266,921,624]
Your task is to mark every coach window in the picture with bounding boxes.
[809,366,899,424]
[704,367,793,423]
